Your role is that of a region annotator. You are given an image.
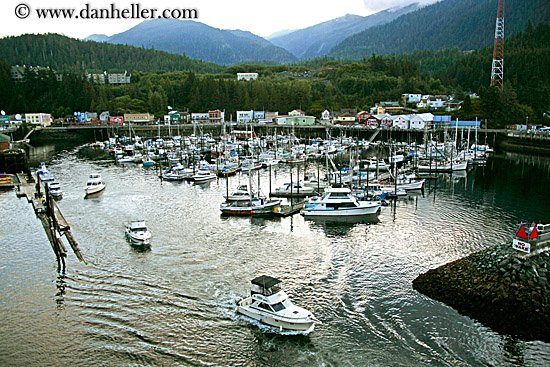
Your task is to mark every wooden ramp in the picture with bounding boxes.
[15,172,86,267]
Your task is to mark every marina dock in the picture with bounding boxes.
[274,200,307,217]
[15,172,85,269]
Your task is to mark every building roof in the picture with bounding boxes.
[251,275,281,289]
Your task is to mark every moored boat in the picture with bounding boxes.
[220,197,281,216]
[236,275,320,332]
[47,181,63,199]
[303,187,381,217]
[37,162,54,182]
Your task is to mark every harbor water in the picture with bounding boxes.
[1,143,550,366]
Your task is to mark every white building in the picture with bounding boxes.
[392,115,410,129]
[108,70,131,85]
[236,110,254,123]
[191,113,209,123]
[409,113,434,129]
[25,113,52,127]
[289,109,305,116]
[402,93,422,104]
[237,73,258,81]
[321,110,331,122]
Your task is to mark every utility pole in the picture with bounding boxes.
[490,0,505,90]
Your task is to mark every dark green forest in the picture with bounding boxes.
[0,22,548,128]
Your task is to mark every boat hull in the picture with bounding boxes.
[303,205,380,217]
[85,184,105,196]
[237,302,315,332]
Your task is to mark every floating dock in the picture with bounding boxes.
[274,200,307,217]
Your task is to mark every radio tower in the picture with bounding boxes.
[490,0,505,90]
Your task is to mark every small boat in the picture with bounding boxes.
[224,184,256,202]
[274,182,316,195]
[220,198,281,216]
[236,275,321,332]
[192,167,217,183]
[303,187,381,217]
[37,162,54,182]
[84,173,106,196]
[125,220,151,246]
[142,156,155,167]
[161,163,192,181]
[46,181,63,199]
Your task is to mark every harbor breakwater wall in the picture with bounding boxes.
[413,243,550,342]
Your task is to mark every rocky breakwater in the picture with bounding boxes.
[413,243,550,342]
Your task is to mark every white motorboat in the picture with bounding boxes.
[417,159,468,172]
[37,162,54,182]
[236,275,321,332]
[84,173,106,196]
[192,167,217,183]
[46,181,63,199]
[125,220,151,246]
[274,182,316,195]
[220,197,280,216]
[303,187,381,217]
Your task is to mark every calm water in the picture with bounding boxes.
[1,144,550,366]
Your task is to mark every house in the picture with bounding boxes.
[392,115,410,129]
[208,109,224,124]
[237,73,258,81]
[236,110,254,123]
[25,113,52,127]
[253,111,265,121]
[321,110,331,122]
[380,102,403,114]
[445,99,463,112]
[107,70,131,84]
[409,113,434,129]
[287,115,316,126]
[333,112,356,125]
[276,115,288,125]
[99,111,110,121]
[365,115,380,129]
[191,112,209,123]
[356,111,370,124]
[164,111,182,124]
[402,93,422,105]
[123,113,154,125]
[264,112,278,122]
[109,116,124,125]
[419,95,448,110]
[376,114,393,128]
[289,109,305,116]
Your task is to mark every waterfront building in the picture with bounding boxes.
[208,110,224,124]
[236,110,254,123]
[287,115,316,126]
[237,73,258,81]
[253,111,265,121]
[123,113,154,125]
[333,112,356,125]
[25,113,52,127]
[191,112,209,123]
[356,111,370,124]
[392,115,410,129]
[409,113,434,129]
[99,111,110,121]
[264,112,278,122]
[109,116,124,125]
[289,109,305,117]
[320,110,331,123]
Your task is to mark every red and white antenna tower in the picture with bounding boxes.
[490,0,505,90]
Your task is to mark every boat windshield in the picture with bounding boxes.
[271,302,286,312]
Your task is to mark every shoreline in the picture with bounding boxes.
[413,243,550,342]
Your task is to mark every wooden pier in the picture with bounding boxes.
[273,200,307,217]
[15,173,85,270]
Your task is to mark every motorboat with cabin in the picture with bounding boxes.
[125,220,151,246]
[37,162,54,182]
[220,197,281,216]
[303,187,381,217]
[236,275,321,332]
[46,181,63,199]
[84,173,106,196]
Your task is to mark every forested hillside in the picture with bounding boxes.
[330,0,550,59]
[1,21,548,128]
[0,34,223,73]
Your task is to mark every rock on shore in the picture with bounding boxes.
[413,243,550,342]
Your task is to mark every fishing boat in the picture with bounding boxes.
[161,163,191,181]
[46,181,63,199]
[125,220,151,246]
[84,173,106,196]
[37,162,54,182]
[236,275,321,332]
[417,159,468,172]
[303,187,381,217]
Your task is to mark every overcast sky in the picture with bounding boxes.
[2,0,439,39]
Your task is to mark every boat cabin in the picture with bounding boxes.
[250,275,282,296]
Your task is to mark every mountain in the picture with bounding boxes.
[330,0,550,59]
[0,33,224,73]
[104,18,298,65]
[269,4,420,59]
[83,34,109,42]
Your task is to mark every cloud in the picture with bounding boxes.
[362,0,440,12]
